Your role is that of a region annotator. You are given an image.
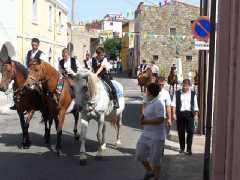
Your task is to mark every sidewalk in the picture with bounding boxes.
[162,131,205,180]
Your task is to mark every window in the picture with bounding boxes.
[153,55,159,61]
[186,55,192,61]
[170,28,176,36]
[48,6,52,30]
[32,0,38,22]
[59,11,63,32]
[48,48,52,63]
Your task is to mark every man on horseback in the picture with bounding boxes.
[91,47,119,109]
[138,60,147,75]
[25,38,47,68]
[10,38,47,110]
[58,48,82,98]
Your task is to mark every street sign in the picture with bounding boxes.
[192,16,210,42]
[195,39,209,50]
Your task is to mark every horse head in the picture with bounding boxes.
[0,58,15,92]
[24,59,45,91]
[72,70,97,112]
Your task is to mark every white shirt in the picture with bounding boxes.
[158,89,171,118]
[171,90,199,112]
[142,97,166,141]
[58,57,82,75]
[85,58,92,71]
[151,64,159,75]
[101,58,112,71]
[24,49,47,67]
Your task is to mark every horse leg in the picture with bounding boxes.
[116,113,122,146]
[101,121,107,151]
[43,111,51,144]
[17,110,25,148]
[73,111,80,142]
[22,110,34,149]
[97,114,105,153]
[56,109,66,156]
[79,118,89,165]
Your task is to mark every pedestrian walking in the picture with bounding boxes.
[157,77,172,133]
[136,83,166,180]
[171,79,199,155]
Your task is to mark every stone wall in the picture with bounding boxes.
[135,1,200,78]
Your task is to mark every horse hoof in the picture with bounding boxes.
[79,159,87,166]
[101,143,107,151]
[22,141,32,149]
[56,149,64,157]
[74,135,80,142]
[116,140,122,146]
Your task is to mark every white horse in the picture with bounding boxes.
[72,71,125,165]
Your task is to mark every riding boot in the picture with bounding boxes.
[113,96,120,109]
[10,104,17,110]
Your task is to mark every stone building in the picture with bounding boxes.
[120,21,135,72]
[134,0,200,78]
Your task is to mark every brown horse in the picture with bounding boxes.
[0,59,51,148]
[168,68,178,94]
[137,68,153,92]
[24,60,80,156]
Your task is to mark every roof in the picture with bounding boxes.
[47,0,68,14]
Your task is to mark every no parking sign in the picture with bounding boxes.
[192,16,211,42]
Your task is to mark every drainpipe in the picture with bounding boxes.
[21,0,24,62]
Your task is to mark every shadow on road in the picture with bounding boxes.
[0,132,143,180]
[122,103,142,130]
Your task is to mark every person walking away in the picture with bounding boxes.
[151,61,160,78]
[10,38,47,110]
[91,47,119,109]
[157,77,172,134]
[136,83,166,180]
[171,79,199,155]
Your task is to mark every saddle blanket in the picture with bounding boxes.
[112,80,124,98]
[56,78,64,95]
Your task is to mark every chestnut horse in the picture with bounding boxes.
[167,68,178,95]
[25,60,80,156]
[0,59,51,148]
[137,68,153,92]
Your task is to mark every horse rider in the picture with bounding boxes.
[150,61,160,78]
[171,64,177,73]
[91,47,119,109]
[58,48,84,101]
[25,38,48,68]
[83,53,92,71]
[138,60,147,75]
[10,38,47,110]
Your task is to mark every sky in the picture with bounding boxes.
[61,0,200,22]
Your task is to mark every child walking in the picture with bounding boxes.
[136,83,166,180]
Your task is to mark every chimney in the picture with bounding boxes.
[72,0,76,24]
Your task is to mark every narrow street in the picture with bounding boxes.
[0,76,204,180]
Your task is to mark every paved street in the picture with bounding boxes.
[0,76,204,180]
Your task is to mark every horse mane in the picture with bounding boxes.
[12,60,28,80]
[87,72,98,99]
[41,61,59,78]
